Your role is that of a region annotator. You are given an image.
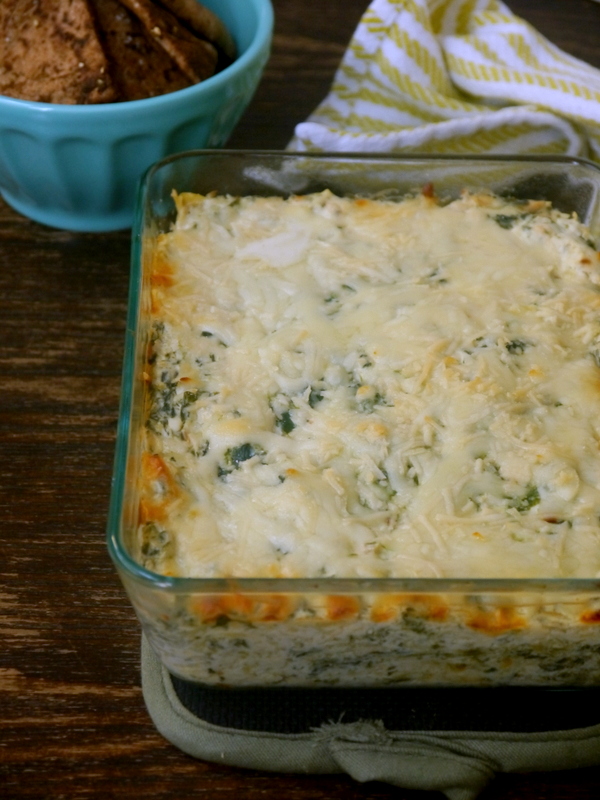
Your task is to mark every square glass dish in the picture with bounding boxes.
[108,151,600,687]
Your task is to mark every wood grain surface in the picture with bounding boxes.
[2,1,600,798]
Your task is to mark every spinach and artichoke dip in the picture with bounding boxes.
[136,187,600,686]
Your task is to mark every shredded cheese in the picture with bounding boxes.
[138,189,600,581]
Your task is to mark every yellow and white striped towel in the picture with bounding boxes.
[289,0,600,162]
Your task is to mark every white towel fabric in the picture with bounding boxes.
[289,0,600,163]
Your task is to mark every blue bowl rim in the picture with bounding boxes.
[0,0,274,115]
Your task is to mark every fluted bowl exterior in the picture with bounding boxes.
[0,0,273,231]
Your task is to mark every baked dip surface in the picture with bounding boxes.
[139,189,600,583]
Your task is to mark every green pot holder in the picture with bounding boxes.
[141,635,600,800]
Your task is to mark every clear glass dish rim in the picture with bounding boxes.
[107,149,600,596]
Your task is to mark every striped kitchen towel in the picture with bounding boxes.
[289,0,600,162]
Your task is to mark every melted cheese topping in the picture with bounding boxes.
[139,189,600,580]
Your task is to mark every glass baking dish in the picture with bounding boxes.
[107,151,600,687]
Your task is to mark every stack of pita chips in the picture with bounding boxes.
[0,0,236,104]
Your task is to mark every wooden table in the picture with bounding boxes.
[2,1,600,798]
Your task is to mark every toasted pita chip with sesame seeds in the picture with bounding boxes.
[90,0,193,100]
[117,0,219,83]
[0,0,118,104]
[157,0,236,61]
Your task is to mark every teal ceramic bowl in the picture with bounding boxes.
[0,0,273,232]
